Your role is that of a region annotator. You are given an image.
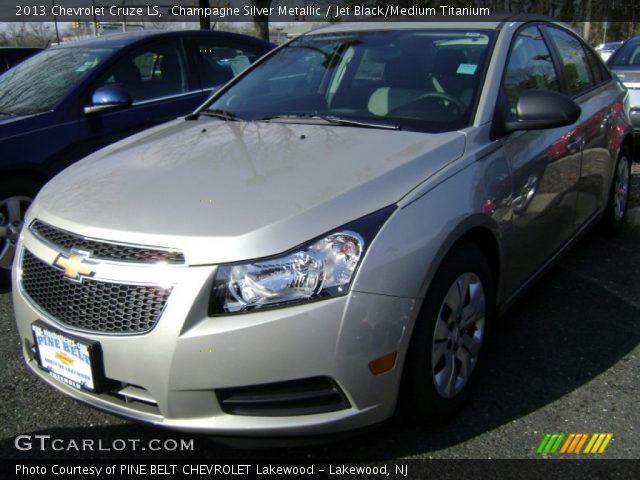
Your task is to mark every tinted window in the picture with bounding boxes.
[547,27,594,96]
[0,47,112,115]
[100,39,189,102]
[584,46,609,84]
[195,40,265,89]
[503,26,559,113]
[208,29,495,133]
[608,38,640,67]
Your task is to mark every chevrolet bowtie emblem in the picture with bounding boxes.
[53,250,96,283]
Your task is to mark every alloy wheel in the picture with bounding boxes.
[431,272,486,398]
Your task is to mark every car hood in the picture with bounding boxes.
[31,118,466,265]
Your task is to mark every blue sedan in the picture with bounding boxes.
[0,30,273,285]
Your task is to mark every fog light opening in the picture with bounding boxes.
[368,352,397,375]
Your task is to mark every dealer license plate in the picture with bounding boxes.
[31,321,100,391]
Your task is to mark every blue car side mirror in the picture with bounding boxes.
[84,86,133,115]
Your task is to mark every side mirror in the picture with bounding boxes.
[84,86,132,115]
[504,89,581,133]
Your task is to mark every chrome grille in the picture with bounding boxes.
[20,250,171,334]
[30,220,185,264]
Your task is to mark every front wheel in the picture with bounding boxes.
[0,178,41,289]
[400,242,495,424]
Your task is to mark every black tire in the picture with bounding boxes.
[0,177,41,290]
[600,145,631,236]
[399,241,495,425]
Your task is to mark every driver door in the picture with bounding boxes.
[70,38,205,169]
[501,25,582,290]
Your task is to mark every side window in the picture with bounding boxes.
[503,26,560,114]
[195,40,264,90]
[583,46,610,85]
[101,39,189,103]
[546,27,594,96]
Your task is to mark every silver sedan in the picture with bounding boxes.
[12,19,634,437]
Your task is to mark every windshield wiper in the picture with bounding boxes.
[317,115,400,130]
[188,109,243,121]
[258,113,399,130]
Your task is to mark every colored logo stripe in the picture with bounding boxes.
[538,433,613,455]
[537,433,565,454]
[559,433,588,454]
[584,433,613,454]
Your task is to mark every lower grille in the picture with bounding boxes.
[20,250,171,334]
[217,377,350,416]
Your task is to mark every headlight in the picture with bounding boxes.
[209,206,396,314]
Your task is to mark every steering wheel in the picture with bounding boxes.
[390,91,467,117]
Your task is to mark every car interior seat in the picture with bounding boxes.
[367,53,430,116]
[429,49,475,106]
[112,59,142,99]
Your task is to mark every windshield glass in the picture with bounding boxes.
[608,38,640,67]
[0,46,113,115]
[207,29,494,132]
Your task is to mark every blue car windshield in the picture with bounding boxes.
[207,29,494,132]
[0,46,113,116]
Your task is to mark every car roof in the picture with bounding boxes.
[306,16,564,36]
[50,29,271,50]
[309,21,504,35]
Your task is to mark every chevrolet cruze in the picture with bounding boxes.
[12,20,633,438]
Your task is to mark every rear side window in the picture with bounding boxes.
[195,40,266,90]
[503,26,560,113]
[546,27,594,96]
[583,46,610,84]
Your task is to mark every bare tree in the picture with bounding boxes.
[199,0,211,29]
[252,0,272,40]
[0,22,55,47]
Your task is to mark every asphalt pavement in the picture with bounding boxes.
[1,167,639,461]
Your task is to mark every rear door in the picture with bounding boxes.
[543,25,618,227]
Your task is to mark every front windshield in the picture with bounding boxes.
[0,47,113,116]
[608,38,640,67]
[208,29,494,132]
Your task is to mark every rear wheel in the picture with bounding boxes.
[0,178,41,289]
[600,146,631,236]
[400,242,495,424]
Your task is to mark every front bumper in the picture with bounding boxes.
[12,226,418,436]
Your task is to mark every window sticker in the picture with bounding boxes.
[75,61,94,73]
[456,63,477,75]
